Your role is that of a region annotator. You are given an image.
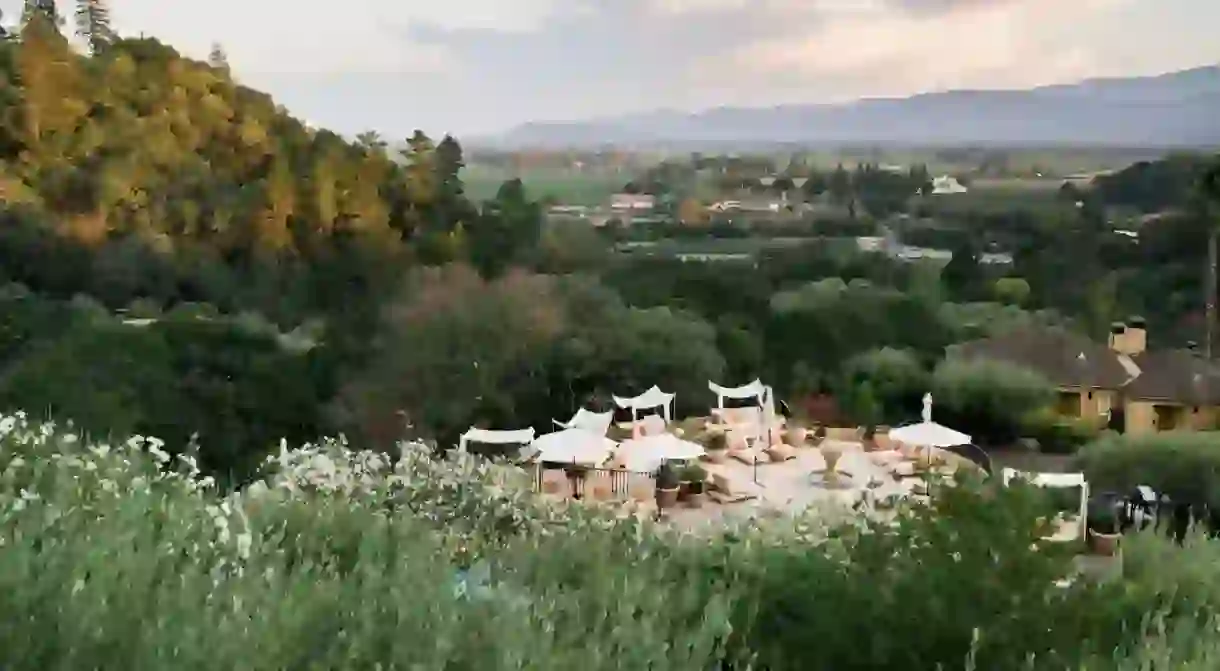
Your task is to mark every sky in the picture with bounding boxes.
[6,0,1220,138]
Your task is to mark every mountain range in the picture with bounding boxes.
[491,65,1220,149]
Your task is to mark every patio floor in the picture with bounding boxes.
[665,440,929,530]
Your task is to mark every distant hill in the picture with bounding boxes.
[493,66,1220,149]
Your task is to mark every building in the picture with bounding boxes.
[609,193,656,211]
[930,176,968,195]
[948,318,1220,435]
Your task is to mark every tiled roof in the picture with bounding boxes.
[947,327,1134,389]
[1126,349,1220,404]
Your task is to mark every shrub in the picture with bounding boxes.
[1076,432,1220,508]
[839,347,929,424]
[931,358,1055,444]
[1023,408,1100,454]
[5,410,1220,669]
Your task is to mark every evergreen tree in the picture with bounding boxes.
[21,0,60,29]
[75,0,115,54]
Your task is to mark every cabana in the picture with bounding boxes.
[552,408,614,436]
[708,379,766,411]
[613,386,674,427]
[1002,468,1089,543]
[458,427,536,459]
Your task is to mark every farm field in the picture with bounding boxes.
[464,164,629,204]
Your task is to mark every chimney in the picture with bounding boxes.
[1108,322,1126,353]
[1125,316,1147,355]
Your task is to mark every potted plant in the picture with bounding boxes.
[683,463,708,508]
[1087,502,1121,556]
[655,461,681,510]
[677,462,694,502]
[703,431,728,463]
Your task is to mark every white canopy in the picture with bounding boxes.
[889,422,971,448]
[553,408,614,436]
[532,429,617,465]
[708,379,766,409]
[888,393,971,447]
[616,433,705,473]
[458,427,536,453]
[613,385,674,423]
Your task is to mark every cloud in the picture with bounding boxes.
[8,0,1212,136]
[715,0,1129,98]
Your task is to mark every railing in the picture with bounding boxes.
[534,464,656,501]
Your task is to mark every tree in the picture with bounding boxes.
[335,266,568,444]
[941,238,984,301]
[840,348,928,424]
[21,0,61,29]
[677,197,707,225]
[74,0,115,54]
[828,164,852,205]
[467,178,541,278]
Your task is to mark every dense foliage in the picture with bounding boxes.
[5,414,1220,668]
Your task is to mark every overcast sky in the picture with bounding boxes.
[8,0,1220,138]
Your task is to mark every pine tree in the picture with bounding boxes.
[75,0,115,55]
[21,0,61,29]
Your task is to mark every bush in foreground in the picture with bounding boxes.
[4,411,1220,668]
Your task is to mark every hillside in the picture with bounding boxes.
[0,11,491,329]
[495,66,1220,149]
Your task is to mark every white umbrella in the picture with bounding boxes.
[888,394,972,447]
[617,434,705,473]
[532,429,617,466]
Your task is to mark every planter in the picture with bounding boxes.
[656,487,680,509]
[1088,529,1121,556]
[685,483,707,508]
[820,444,844,486]
[677,481,693,502]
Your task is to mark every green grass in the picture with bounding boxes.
[464,165,628,205]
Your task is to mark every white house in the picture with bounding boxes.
[930,176,968,195]
[609,193,656,211]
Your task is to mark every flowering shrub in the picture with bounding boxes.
[5,410,1220,668]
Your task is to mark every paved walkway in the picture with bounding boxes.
[666,440,929,530]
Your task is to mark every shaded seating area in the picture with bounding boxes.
[613,386,675,433]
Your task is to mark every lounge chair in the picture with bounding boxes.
[730,447,765,465]
[765,443,797,462]
[708,472,760,503]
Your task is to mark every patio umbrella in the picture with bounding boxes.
[616,433,705,473]
[888,394,972,447]
[531,429,617,466]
